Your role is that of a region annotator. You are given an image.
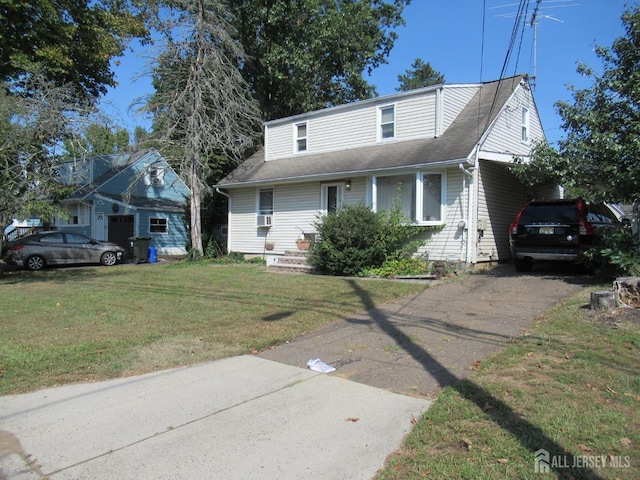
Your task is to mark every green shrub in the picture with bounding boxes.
[308,203,430,276]
[362,257,432,278]
[585,226,640,278]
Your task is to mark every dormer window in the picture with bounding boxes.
[295,122,308,153]
[144,164,165,187]
[521,107,530,143]
[379,105,395,141]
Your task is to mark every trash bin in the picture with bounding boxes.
[129,237,151,264]
[148,246,157,264]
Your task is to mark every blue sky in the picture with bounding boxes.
[101,0,633,145]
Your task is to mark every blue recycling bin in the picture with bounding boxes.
[148,246,157,263]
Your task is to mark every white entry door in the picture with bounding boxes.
[94,213,106,240]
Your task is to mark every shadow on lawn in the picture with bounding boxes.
[346,273,604,480]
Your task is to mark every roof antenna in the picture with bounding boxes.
[492,0,579,91]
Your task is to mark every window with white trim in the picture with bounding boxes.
[295,122,307,153]
[374,172,444,225]
[59,203,90,226]
[144,164,165,186]
[258,188,274,215]
[378,105,395,140]
[321,183,343,214]
[521,106,530,143]
[149,217,168,233]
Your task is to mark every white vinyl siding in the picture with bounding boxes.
[441,85,479,132]
[481,85,543,157]
[229,183,319,253]
[264,89,440,160]
[265,124,293,159]
[396,96,437,139]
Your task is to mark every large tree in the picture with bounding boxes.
[144,0,261,257]
[512,4,640,204]
[396,58,444,91]
[0,0,151,101]
[229,0,411,120]
[0,76,94,236]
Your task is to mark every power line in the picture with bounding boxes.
[492,0,579,91]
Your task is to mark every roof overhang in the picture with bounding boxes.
[216,157,470,189]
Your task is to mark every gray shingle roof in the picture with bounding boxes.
[217,76,525,187]
[67,149,154,199]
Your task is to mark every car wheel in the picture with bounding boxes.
[26,255,46,271]
[100,251,118,266]
[514,258,532,273]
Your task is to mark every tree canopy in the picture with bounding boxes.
[512,4,640,204]
[396,58,445,91]
[229,0,411,120]
[0,77,94,232]
[0,0,151,101]
[144,0,261,256]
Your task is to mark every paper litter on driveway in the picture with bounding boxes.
[307,358,336,373]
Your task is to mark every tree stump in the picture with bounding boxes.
[590,291,617,310]
[614,277,640,308]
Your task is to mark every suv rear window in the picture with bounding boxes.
[519,202,579,224]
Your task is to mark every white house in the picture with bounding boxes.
[216,75,560,265]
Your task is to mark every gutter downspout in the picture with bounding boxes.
[216,188,231,253]
[435,87,443,137]
[459,163,475,263]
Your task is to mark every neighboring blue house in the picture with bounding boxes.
[56,149,190,255]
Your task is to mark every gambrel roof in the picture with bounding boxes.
[217,75,527,188]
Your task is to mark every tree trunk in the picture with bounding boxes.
[190,160,203,256]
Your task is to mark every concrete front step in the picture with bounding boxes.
[266,250,315,273]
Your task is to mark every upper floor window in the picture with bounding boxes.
[379,105,395,141]
[144,164,165,186]
[258,188,274,215]
[374,172,444,225]
[295,122,308,153]
[521,107,530,143]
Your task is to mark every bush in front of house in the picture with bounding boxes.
[362,257,433,278]
[308,203,428,276]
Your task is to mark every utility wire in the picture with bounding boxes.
[484,0,531,133]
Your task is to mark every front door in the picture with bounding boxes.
[94,213,106,240]
[321,183,344,214]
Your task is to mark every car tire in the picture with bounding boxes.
[100,251,118,266]
[26,255,46,271]
[514,258,532,273]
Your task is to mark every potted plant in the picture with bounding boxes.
[296,232,311,250]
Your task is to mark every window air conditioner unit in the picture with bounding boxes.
[257,215,273,227]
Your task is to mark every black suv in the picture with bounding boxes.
[509,199,619,272]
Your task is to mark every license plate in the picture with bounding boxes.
[539,226,554,235]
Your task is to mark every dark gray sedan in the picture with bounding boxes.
[3,231,126,271]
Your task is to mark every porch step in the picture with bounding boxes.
[266,250,315,274]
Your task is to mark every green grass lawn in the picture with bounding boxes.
[2,261,639,478]
[0,261,426,394]
[375,290,640,479]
